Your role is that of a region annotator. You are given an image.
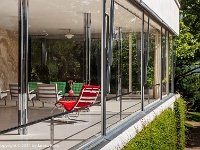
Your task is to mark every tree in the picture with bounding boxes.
[175,0,200,111]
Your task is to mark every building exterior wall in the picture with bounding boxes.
[0,28,18,90]
[141,0,180,35]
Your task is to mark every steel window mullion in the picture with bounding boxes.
[101,0,107,136]
[166,31,170,94]
[171,36,175,93]
[141,12,144,111]
[84,13,88,84]
[160,27,163,100]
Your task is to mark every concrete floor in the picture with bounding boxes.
[0,95,155,150]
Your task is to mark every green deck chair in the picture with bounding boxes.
[72,82,84,96]
[28,82,42,92]
[50,82,66,95]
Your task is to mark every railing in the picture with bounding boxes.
[0,101,101,150]
[0,92,152,149]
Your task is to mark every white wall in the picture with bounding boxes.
[142,0,180,35]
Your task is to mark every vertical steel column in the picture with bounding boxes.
[166,31,169,94]
[171,36,175,93]
[118,27,122,120]
[84,13,91,85]
[88,14,91,85]
[18,0,29,135]
[84,13,88,85]
[141,12,145,111]
[160,28,163,100]
[164,30,167,95]
[117,27,122,102]
[117,29,120,101]
[129,33,132,93]
[101,0,107,136]
[107,0,114,94]
[147,16,150,103]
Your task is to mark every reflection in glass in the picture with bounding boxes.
[169,33,173,93]
[105,0,143,129]
[0,0,18,131]
[162,28,167,96]
[29,0,103,121]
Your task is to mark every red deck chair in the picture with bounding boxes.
[54,85,100,118]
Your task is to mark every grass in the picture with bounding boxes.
[187,112,200,122]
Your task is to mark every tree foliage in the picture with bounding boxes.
[175,0,200,111]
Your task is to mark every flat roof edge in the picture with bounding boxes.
[129,0,179,35]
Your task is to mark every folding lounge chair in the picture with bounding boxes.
[9,83,36,106]
[54,85,100,118]
[37,84,63,107]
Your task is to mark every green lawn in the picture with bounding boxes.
[187,112,200,122]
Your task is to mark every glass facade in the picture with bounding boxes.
[29,0,103,85]
[0,0,178,146]
[0,0,18,130]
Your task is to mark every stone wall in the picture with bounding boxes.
[0,28,18,90]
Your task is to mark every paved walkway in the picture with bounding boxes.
[185,121,200,150]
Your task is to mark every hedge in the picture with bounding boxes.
[123,98,186,150]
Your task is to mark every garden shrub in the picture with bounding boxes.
[123,98,186,150]
[174,98,187,149]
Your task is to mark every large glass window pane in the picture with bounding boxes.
[165,30,169,95]
[145,17,155,102]
[143,14,150,103]
[29,0,102,86]
[162,28,167,96]
[0,0,18,131]
[144,17,162,102]
[28,1,103,148]
[106,0,142,129]
[150,21,161,100]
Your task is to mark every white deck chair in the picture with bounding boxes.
[37,84,63,107]
[0,90,9,105]
[9,83,36,106]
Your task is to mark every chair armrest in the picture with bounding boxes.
[57,90,62,95]
[1,90,10,93]
[29,90,35,94]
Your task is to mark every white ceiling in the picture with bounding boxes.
[0,0,160,38]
